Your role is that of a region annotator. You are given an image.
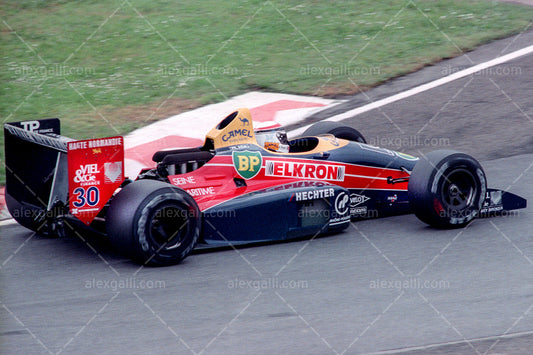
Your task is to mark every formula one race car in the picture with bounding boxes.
[4,109,527,265]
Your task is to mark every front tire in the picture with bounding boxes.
[408,150,486,228]
[302,121,366,143]
[106,180,201,266]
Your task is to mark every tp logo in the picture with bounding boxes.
[20,120,40,132]
[232,151,262,179]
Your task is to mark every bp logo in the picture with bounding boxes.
[232,151,262,179]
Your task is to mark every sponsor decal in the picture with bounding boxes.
[387,194,398,203]
[265,160,345,181]
[172,176,197,185]
[330,191,351,225]
[232,150,263,179]
[358,143,395,156]
[335,192,350,216]
[20,120,40,132]
[481,205,504,213]
[489,190,502,205]
[395,151,418,161]
[289,188,335,202]
[68,137,123,150]
[187,187,215,197]
[350,193,370,207]
[88,137,123,148]
[321,135,340,146]
[480,190,504,213]
[228,144,253,150]
[68,137,124,225]
[266,181,329,193]
[264,142,280,151]
[104,162,123,183]
[350,193,370,215]
[222,129,253,142]
[352,206,368,215]
[6,118,61,146]
[74,164,100,185]
[239,116,250,126]
[68,141,88,150]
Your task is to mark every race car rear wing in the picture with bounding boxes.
[4,119,124,232]
[4,119,71,228]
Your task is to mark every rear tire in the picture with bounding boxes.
[408,150,486,228]
[106,180,201,265]
[302,121,366,143]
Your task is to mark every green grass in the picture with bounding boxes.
[1,0,532,184]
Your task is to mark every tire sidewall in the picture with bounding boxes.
[303,121,366,143]
[106,180,201,265]
[133,191,200,265]
[431,158,486,226]
[409,151,486,228]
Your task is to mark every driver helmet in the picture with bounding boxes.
[254,121,289,153]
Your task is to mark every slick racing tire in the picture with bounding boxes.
[106,179,201,266]
[302,121,366,143]
[408,150,486,229]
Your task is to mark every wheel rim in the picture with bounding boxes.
[440,168,478,212]
[148,205,190,250]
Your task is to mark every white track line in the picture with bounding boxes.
[290,44,533,136]
[365,329,533,355]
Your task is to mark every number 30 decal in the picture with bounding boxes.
[73,186,100,208]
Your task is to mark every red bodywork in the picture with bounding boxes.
[166,154,410,212]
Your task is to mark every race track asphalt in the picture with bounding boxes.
[1,31,532,354]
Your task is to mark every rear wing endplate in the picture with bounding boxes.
[4,119,124,228]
